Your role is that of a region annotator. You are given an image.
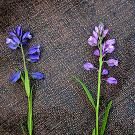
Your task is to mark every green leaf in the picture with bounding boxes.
[24,70,30,97]
[100,100,112,135]
[92,128,95,135]
[74,76,96,109]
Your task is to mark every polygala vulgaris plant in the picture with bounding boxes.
[6,26,44,135]
[75,23,118,135]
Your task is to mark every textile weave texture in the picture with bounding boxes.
[0,0,135,134]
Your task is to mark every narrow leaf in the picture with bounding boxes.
[100,100,112,135]
[74,76,96,109]
[92,128,95,135]
[24,70,30,97]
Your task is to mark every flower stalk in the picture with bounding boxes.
[76,23,118,135]
[7,26,44,135]
[96,36,103,135]
[20,44,33,135]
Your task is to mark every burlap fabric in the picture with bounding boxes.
[0,0,135,135]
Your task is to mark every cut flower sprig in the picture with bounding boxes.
[75,23,118,135]
[6,26,44,135]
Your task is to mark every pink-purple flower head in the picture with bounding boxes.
[85,23,118,85]
[106,77,117,84]
[83,62,96,71]
[6,26,32,50]
[88,23,109,47]
[106,59,118,67]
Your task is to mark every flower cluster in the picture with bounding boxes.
[6,26,44,83]
[84,23,118,84]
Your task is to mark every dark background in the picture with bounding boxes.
[0,0,135,135]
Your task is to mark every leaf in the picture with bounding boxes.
[92,128,95,135]
[100,100,112,135]
[24,70,30,97]
[74,76,96,109]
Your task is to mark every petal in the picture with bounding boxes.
[28,59,38,63]
[6,38,12,44]
[102,69,109,75]
[22,32,32,40]
[98,23,104,34]
[103,29,109,37]
[10,71,21,83]
[13,36,20,44]
[83,62,95,70]
[106,45,115,53]
[106,77,117,84]
[30,72,44,80]
[95,26,99,33]
[16,26,22,37]
[106,39,115,45]
[93,49,100,56]
[8,43,18,50]
[28,45,40,54]
[93,31,98,40]
[9,31,16,37]
[29,54,40,60]
[106,59,118,67]
[88,36,97,46]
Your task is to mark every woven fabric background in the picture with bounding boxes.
[0,0,135,135]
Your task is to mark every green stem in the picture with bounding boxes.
[20,44,32,135]
[28,92,33,135]
[96,37,103,135]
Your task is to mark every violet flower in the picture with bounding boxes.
[28,45,40,63]
[6,26,32,50]
[84,23,118,84]
[30,72,44,80]
[106,77,117,84]
[102,69,109,75]
[10,71,21,83]
[83,62,96,70]
[106,59,118,67]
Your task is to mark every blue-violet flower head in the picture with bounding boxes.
[10,71,21,83]
[30,72,44,80]
[6,26,32,50]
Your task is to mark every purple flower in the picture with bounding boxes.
[102,69,109,75]
[88,36,98,46]
[22,32,32,40]
[16,26,22,37]
[106,59,118,67]
[103,29,109,37]
[83,62,95,70]
[6,26,32,50]
[95,23,104,35]
[28,45,40,54]
[102,43,115,54]
[30,72,44,80]
[93,31,98,40]
[6,38,19,50]
[106,77,117,84]
[28,45,40,63]
[10,71,21,83]
[93,49,100,56]
[106,39,115,45]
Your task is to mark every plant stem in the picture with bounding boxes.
[20,44,33,135]
[96,37,103,135]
